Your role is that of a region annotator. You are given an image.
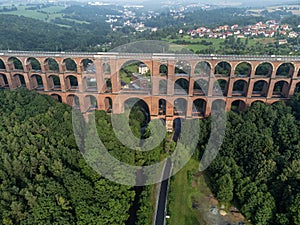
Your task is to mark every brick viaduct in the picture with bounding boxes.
[0,50,300,130]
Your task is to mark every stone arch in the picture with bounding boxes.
[85,95,98,110]
[213,79,227,95]
[194,61,211,76]
[214,61,231,76]
[66,75,78,90]
[159,64,168,76]
[276,63,294,77]
[294,82,300,94]
[124,98,150,123]
[231,100,246,112]
[159,98,166,115]
[272,80,289,98]
[232,80,248,96]
[8,57,23,70]
[0,58,6,70]
[105,97,112,112]
[234,62,252,77]
[212,99,226,112]
[31,74,44,90]
[174,78,189,95]
[174,98,187,116]
[252,80,268,97]
[26,57,41,71]
[175,60,191,75]
[255,62,273,77]
[103,62,111,74]
[51,94,62,103]
[105,78,112,93]
[83,76,97,92]
[48,75,61,90]
[63,58,77,72]
[251,100,265,106]
[0,74,9,88]
[81,59,94,73]
[67,94,80,107]
[44,58,59,72]
[159,79,167,95]
[194,79,209,96]
[14,74,26,87]
[192,99,206,116]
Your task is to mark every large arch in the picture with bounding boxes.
[66,75,78,90]
[159,64,168,76]
[234,62,252,77]
[124,98,150,124]
[44,58,59,72]
[8,57,23,71]
[232,80,248,96]
[174,98,187,116]
[48,75,61,90]
[81,59,94,73]
[273,81,289,98]
[255,62,273,77]
[252,80,268,97]
[14,74,26,87]
[192,99,206,116]
[63,58,77,72]
[0,74,9,88]
[174,78,189,95]
[175,60,191,75]
[0,58,6,70]
[213,79,227,95]
[194,61,211,76]
[26,57,41,71]
[231,100,246,112]
[159,98,166,115]
[51,94,62,103]
[194,79,208,96]
[276,63,294,77]
[214,61,231,76]
[159,79,167,95]
[31,74,44,90]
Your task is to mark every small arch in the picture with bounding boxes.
[255,62,273,77]
[14,74,26,88]
[273,81,289,98]
[251,100,265,107]
[103,62,111,74]
[85,95,98,110]
[48,75,61,90]
[26,57,41,71]
[194,79,208,96]
[31,74,44,90]
[159,99,166,115]
[174,98,187,116]
[294,82,300,94]
[159,79,167,95]
[235,62,252,77]
[213,79,227,95]
[0,58,6,70]
[8,57,23,71]
[212,99,226,112]
[276,63,294,77]
[81,59,94,73]
[44,58,59,72]
[0,74,9,88]
[63,58,77,72]
[252,80,268,97]
[175,60,191,75]
[105,78,112,93]
[175,78,189,95]
[105,97,112,113]
[214,61,231,76]
[51,94,62,103]
[232,80,248,96]
[159,64,168,76]
[194,61,211,76]
[67,94,80,108]
[84,77,97,92]
[231,100,246,112]
[66,75,78,90]
[192,99,206,117]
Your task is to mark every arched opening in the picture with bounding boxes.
[51,94,62,103]
[235,62,252,77]
[175,78,189,95]
[45,58,59,72]
[86,95,98,110]
[175,60,191,76]
[194,79,208,96]
[212,99,226,112]
[105,78,112,93]
[119,60,151,92]
[8,57,23,71]
[159,79,167,95]
[255,62,273,77]
[192,99,206,117]
[67,94,80,108]
[232,80,248,96]
[0,74,9,88]
[214,61,231,76]
[49,75,61,90]
[251,100,264,107]
[252,80,268,97]
[26,57,41,71]
[159,64,168,76]
[213,79,227,95]
[231,100,246,112]
[276,63,294,77]
[174,98,187,116]
[105,97,112,113]
[298,69,300,77]
[273,81,289,98]
[0,59,6,70]
[173,118,182,141]
[124,98,150,126]
[103,62,111,74]
[63,58,77,72]
[294,82,300,94]
[84,77,97,92]
[81,59,94,73]
[194,61,211,76]
[31,74,44,90]
[14,74,26,88]
[66,75,78,90]
[159,99,166,115]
